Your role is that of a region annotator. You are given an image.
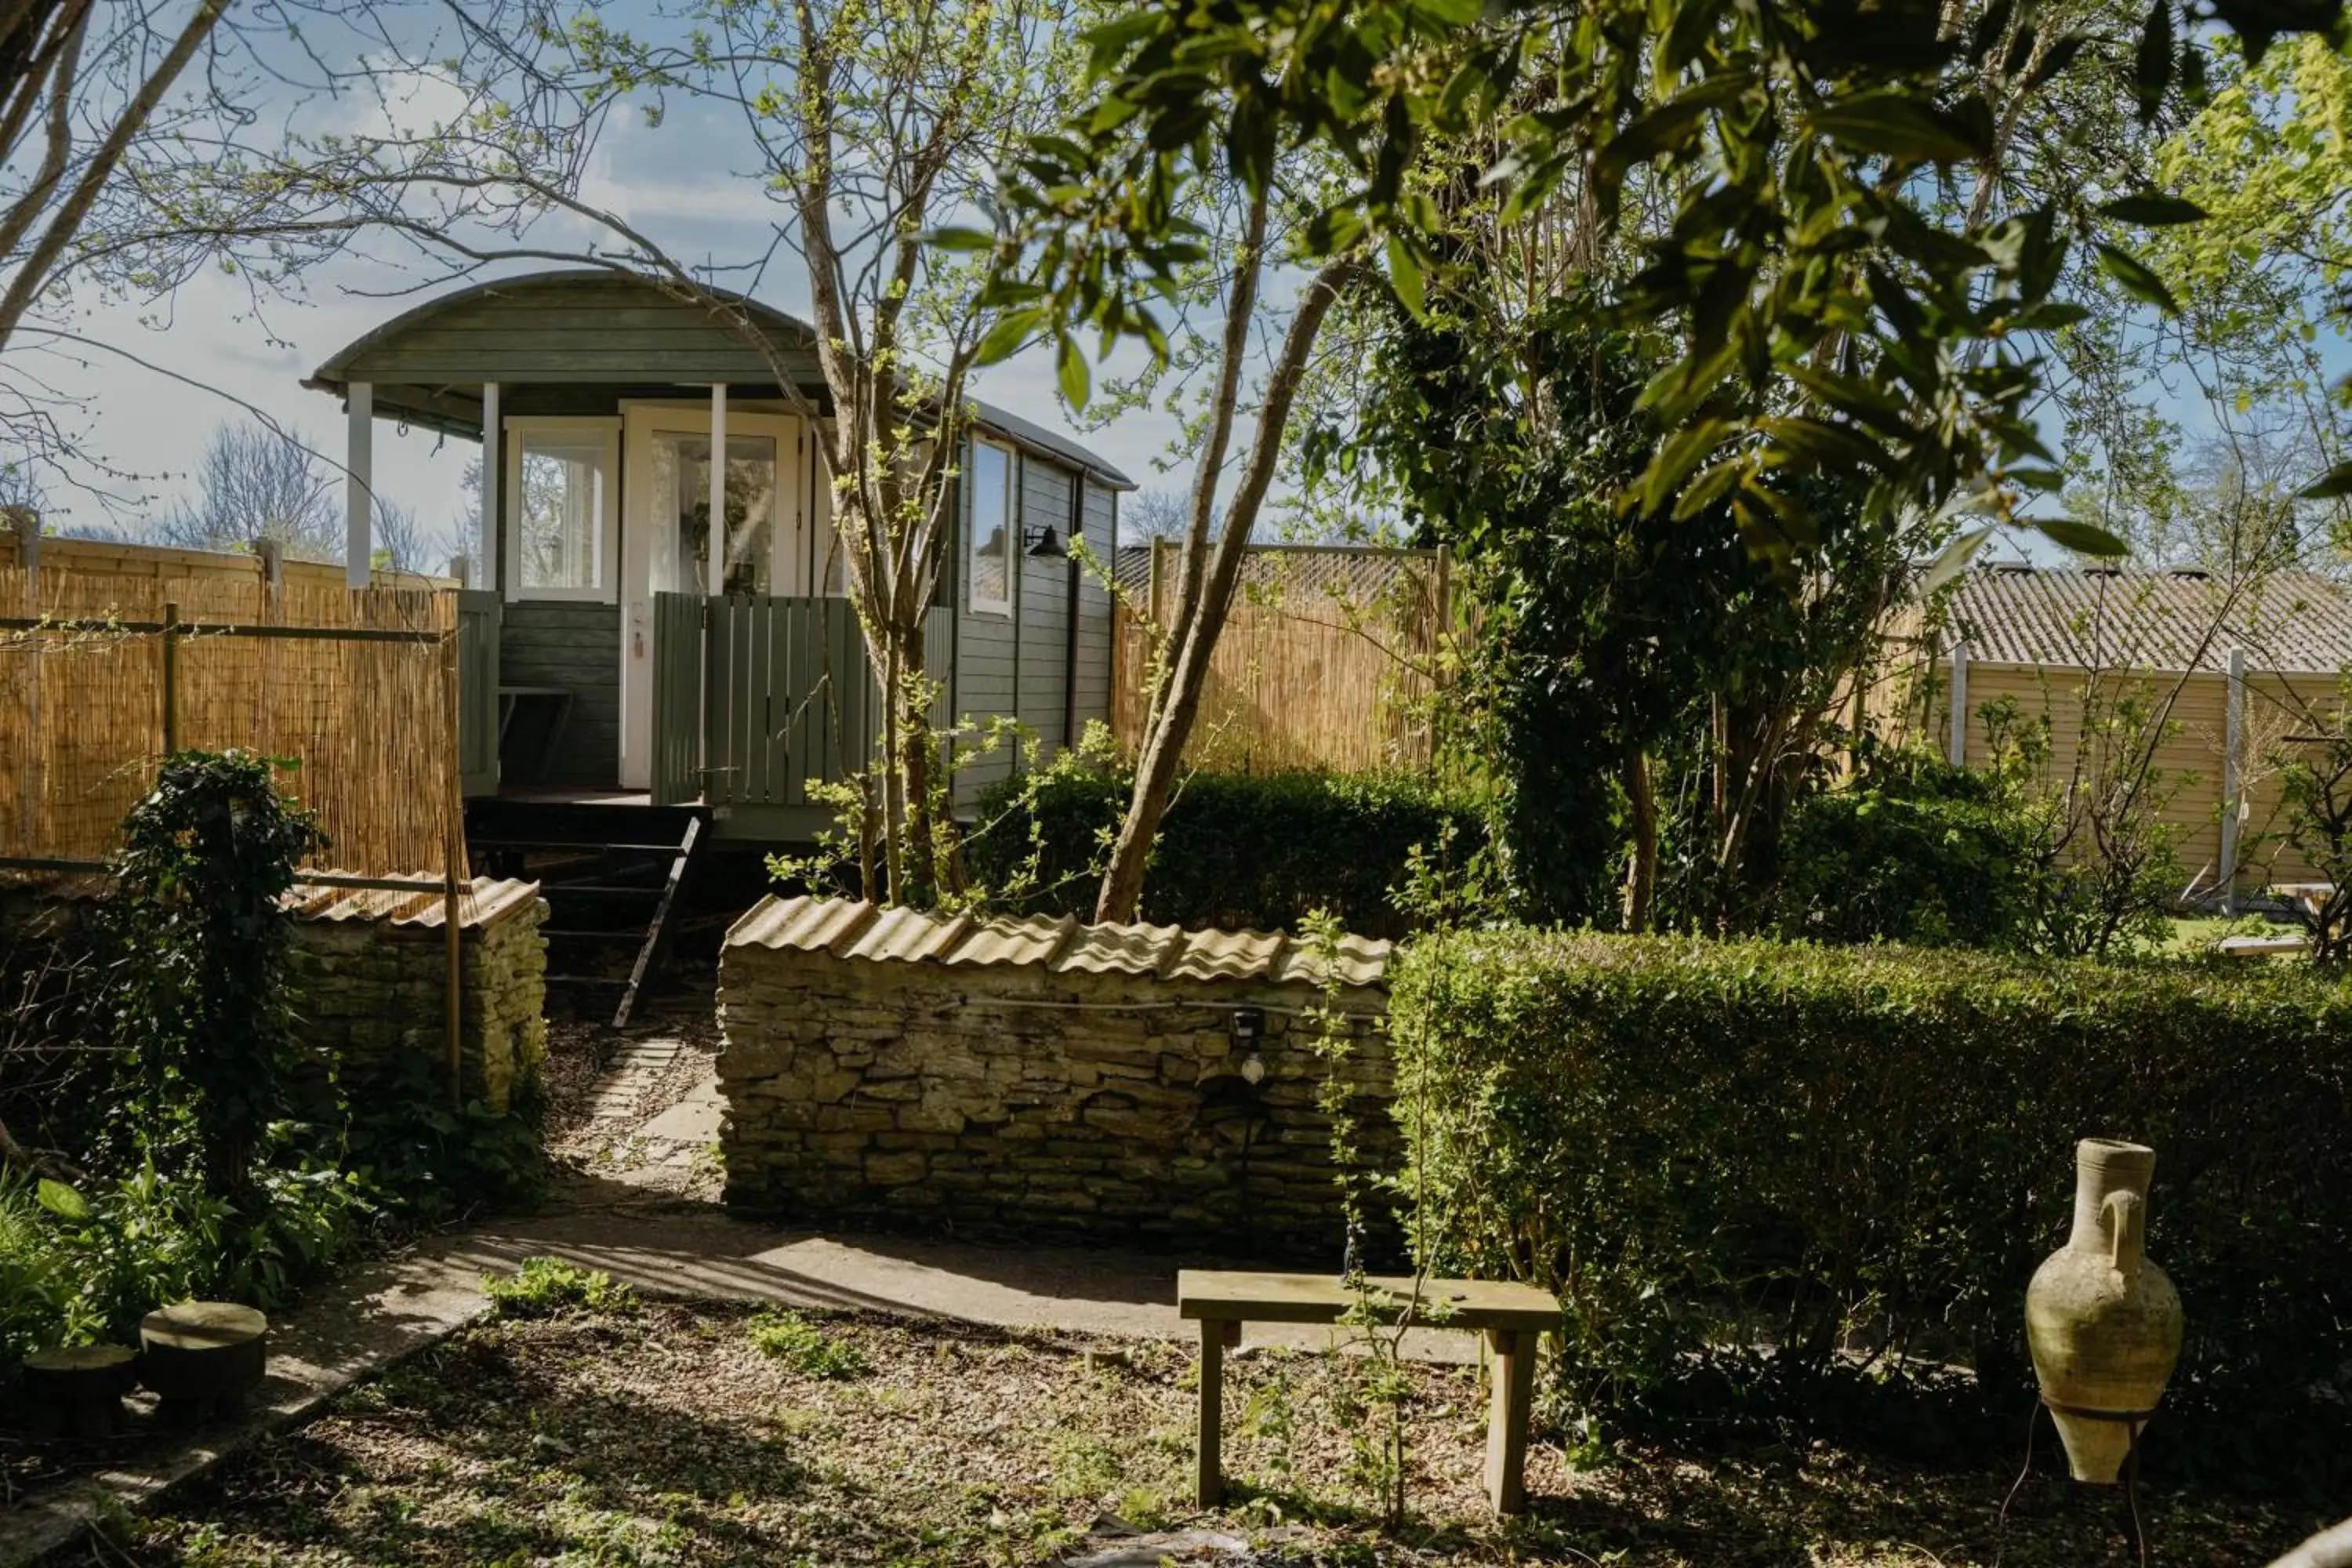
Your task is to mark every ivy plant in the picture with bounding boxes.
[102,750,325,1200]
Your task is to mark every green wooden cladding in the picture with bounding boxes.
[456,592,502,797]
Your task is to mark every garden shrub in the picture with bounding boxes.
[1389,928,2352,1490]
[970,764,1482,936]
[1774,757,2040,947]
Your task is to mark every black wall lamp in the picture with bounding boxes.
[1023,524,1066,558]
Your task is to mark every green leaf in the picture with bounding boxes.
[2093,241,2180,314]
[36,1178,90,1224]
[1672,458,1746,521]
[921,226,998,253]
[2034,517,2130,557]
[2098,193,2209,226]
[975,308,1043,367]
[1760,416,1895,474]
[1055,333,1092,410]
[1385,233,1425,318]
[1920,524,1993,592]
[2299,460,2352,500]
[2134,0,2173,122]
[1809,93,1990,163]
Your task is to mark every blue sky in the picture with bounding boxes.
[23,63,1188,550]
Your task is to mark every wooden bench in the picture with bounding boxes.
[1178,1269,1561,1515]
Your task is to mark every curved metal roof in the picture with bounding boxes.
[305,269,1133,488]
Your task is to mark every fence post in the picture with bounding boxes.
[8,509,38,856]
[1430,543,1454,766]
[2221,645,2245,910]
[161,601,180,754]
[1947,638,1969,768]
[441,625,465,1110]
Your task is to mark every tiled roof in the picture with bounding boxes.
[1944,567,2352,675]
[726,895,1392,990]
[1111,544,1428,608]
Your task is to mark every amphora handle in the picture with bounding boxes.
[2102,1189,2145,1276]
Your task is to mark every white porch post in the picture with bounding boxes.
[479,380,500,594]
[345,381,374,589]
[707,382,728,597]
[1947,638,1969,767]
[2221,644,2246,908]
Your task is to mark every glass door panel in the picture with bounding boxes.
[650,432,780,596]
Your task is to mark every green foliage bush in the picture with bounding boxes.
[969,764,1482,936]
[1389,928,2352,1489]
[1774,757,2040,948]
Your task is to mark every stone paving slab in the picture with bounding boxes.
[454,1207,1483,1364]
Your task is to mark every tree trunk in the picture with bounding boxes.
[1621,745,1656,931]
[1093,250,1361,924]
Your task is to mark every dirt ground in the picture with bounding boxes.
[100,1296,2328,1568]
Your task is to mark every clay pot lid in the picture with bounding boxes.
[140,1301,269,1350]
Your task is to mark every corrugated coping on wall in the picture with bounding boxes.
[726,895,1391,989]
[0,870,540,931]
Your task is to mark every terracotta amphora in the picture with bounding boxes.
[2024,1138,2183,1483]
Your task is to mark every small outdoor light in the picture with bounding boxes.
[1231,1007,1267,1083]
[1022,524,1066,558]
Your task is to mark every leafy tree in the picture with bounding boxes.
[1341,289,1905,927]
[0,0,227,358]
[985,0,2345,922]
[982,74,1367,920]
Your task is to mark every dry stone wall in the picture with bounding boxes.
[719,929,1395,1255]
[287,902,548,1112]
[0,882,547,1112]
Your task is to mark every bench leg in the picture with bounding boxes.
[1196,1317,1227,1507]
[1484,1328,1535,1515]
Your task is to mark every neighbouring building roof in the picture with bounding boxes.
[1110,543,1430,605]
[1941,566,2352,677]
[726,895,1392,989]
[306,269,1134,489]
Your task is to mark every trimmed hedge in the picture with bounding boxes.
[1389,929,2352,1487]
[970,768,1481,937]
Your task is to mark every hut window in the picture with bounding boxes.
[508,419,618,601]
[969,437,1013,615]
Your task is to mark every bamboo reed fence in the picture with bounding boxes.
[0,561,466,879]
[1112,544,1457,774]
